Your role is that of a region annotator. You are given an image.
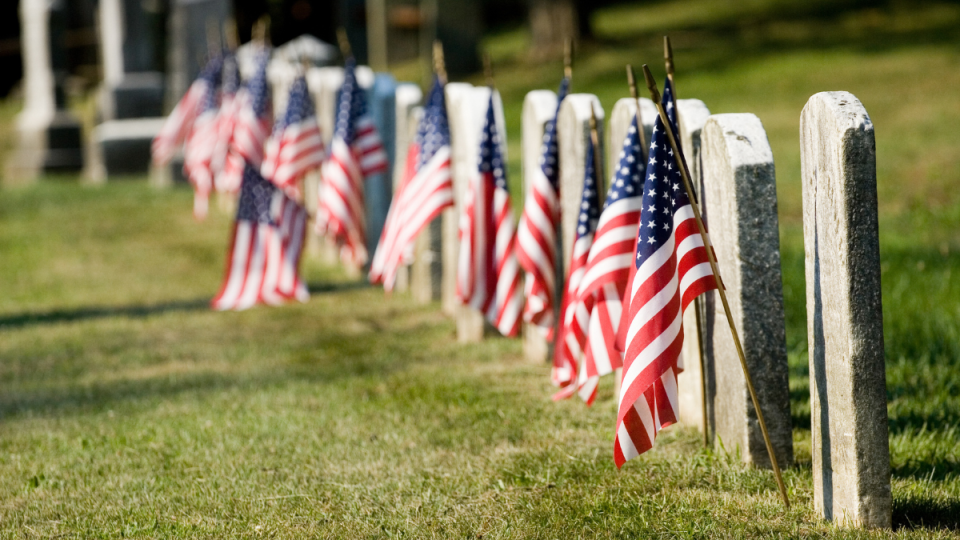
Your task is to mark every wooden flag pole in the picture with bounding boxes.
[223,18,238,51]
[588,103,605,199]
[563,37,573,80]
[433,40,447,84]
[337,27,352,59]
[641,64,790,508]
[625,65,648,154]
[657,41,712,448]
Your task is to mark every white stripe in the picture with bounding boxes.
[619,310,682,403]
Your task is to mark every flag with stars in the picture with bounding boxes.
[456,92,523,337]
[261,74,325,196]
[212,165,309,311]
[552,133,602,395]
[317,58,388,267]
[516,77,569,333]
[212,54,241,192]
[181,56,224,220]
[369,76,452,291]
[573,113,647,405]
[219,47,273,195]
[614,78,717,468]
[152,55,222,170]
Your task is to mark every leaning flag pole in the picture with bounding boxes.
[587,105,605,203]
[641,64,790,508]
[658,40,712,448]
[433,40,447,85]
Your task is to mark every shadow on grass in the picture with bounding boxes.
[0,280,369,330]
[894,493,960,531]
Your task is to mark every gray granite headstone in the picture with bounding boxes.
[166,0,232,106]
[99,0,166,121]
[520,90,558,363]
[700,113,793,469]
[365,74,398,267]
[800,91,890,528]
[674,98,712,432]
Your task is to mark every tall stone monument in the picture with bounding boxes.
[700,113,793,469]
[520,90,558,363]
[800,92,890,528]
[10,0,84,181]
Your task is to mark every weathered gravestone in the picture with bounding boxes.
[700,113,793,469]
[556,94,604,358]
[9,0,84,181]
[604,97,655,391]
[444,84,507,341]
[390,84,423,293]
[520,90,558,363]
[800,92,890,528]
[674,98,712,432]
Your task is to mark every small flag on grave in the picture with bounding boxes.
[552,132,601,396]
[370,76,452,291]
[182,58,224,220]
[212,165,309,311]
[516,76,569,333]
[212,54,241,192]
[614,78,717,467]
[261,74,325,197]
[573,115,644,405]
[220,47,272,195]
[456,93,523,337]
[317,58,388,267]
[152,55,222,169]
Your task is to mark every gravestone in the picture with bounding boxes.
[604,97,655,391]
[99,0,165,121]
[556,94,603,296]
[391,84,424,293]
[700,113,793,469]
[407,105,442,304]
[520,90,558,362]
[9,0,84,181]
[674,98,712,432]
[800,92,890,528]
[365,74,398,267]
[166,0,232,105]
[444,83,507,341]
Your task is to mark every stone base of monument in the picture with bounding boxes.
[99,73,165,121]
[90,118,166,179]
[522,324,550,364]
[7,112,84,182]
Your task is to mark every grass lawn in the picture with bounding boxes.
[2,0,960,537]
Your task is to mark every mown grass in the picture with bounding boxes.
[1,0,959,536]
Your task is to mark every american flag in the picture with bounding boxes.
[262,74,325,197]
[212,165,309,311]
[516,77,569,333]
[212,54,241,192]
[552,133,602,395]
[573,114,645,405]
[219,48,272,195]
[614,79,717,467]
[152,55,223,167]
[369,76,452,291]
[456,93,523,337]
[182,57,224,219]
[317,58,388,267]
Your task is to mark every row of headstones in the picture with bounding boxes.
[392,85,888,528]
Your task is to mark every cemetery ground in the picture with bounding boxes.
[2,1,960,537]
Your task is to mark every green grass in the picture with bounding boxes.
[1,0,960,536]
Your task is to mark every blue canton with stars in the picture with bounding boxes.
[635,77,688,268]
[576,134,601,240]
[538,76,569,190]
[244,48,271,117]
[237,165,277,224]
[477,94,507,192]
[603,114,645,211]
[221,54,240,96]
[274,76,314,133]
[334,58,369,144]
[198,56,223,113]
[416,76,451,170]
